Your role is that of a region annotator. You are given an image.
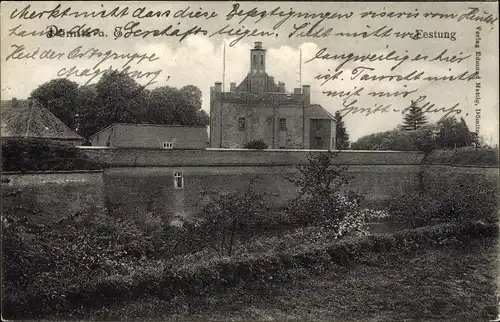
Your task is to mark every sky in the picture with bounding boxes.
[1,1,498,143]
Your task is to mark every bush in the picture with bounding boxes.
[285,151,388,237]
[423,147,499,166]
[244,139,268,150]
[175,185,271,257]
[389,173,498,227]
[1,208,154,319]
[3,203,497,320]
[2,138,102,172]
[350,126,437,151]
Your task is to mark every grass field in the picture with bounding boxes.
[85,235,499,321]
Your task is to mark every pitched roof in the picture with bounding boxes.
[310,104,336,120]
[1,99,82,140]
[89,122,208,139]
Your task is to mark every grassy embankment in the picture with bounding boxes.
[86,232,499,321]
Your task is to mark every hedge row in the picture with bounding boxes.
[423,147,499,166]
[6,221,498,318]
[1,138,103,172]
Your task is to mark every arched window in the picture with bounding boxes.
[260,54,264,66]
[252,54,257,67]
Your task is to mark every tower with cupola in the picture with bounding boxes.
[210,42,336,150]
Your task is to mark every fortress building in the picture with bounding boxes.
[210,41,336,149]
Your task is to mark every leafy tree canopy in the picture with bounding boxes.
[30,73,207,139]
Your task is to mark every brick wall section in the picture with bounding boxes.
[79,149,426,220]
[4,151,498,224]
[81,149,425,167]
[421,164,499,186]
[103,164,423,221]
[2,171,105,224]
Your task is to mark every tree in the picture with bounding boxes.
[180,85,202,111]
[456,117,477,147]
[30,75,207,138]
[435,116,476,149]
[94,71,146,131]
[401,104,427,130]
[334,111,350,149]
[75,84,98,139]
[30,79,80,130]
[147,86,203,125]
[147,87,176,124]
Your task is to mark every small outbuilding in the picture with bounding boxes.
[90,123,209,149]
[1,98,83,145]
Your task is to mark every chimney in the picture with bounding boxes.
[302,85,311,105]
[214,82,222,93]
[293,88,302,94]
[230,82,236,92]
[12,97,17,107]
[254,41,263,49]
[278,82,286,93]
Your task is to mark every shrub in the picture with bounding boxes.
[244,139,268,150]
[350,126,438,151]
[1,207,154,319]
[176,185,271,257]
[2,138,102,172]
[423,147,499,166]
[285,151,388,237]
[389,173,498,227]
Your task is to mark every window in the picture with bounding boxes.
[238,117,245,130]
[163,142,173,149]
[279,118,287,131]
[252,54,257,67]
[260,54,264,65]
[174,172,184,189]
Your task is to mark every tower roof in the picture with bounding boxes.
[251,41,265,51]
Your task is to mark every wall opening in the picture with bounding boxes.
[279,118,287,131]
[174,172,184,189]
[238,117,246,130]
[163,142,173,149]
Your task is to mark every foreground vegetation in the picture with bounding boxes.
[85,236,499,321]
[2,150,498,319]
[1,138,103,172]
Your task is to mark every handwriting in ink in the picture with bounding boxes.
[401,96,462,121]
[305,47,411,71]
[225,3,353,30]
[113,21,207,42]
[56,65,163,88]
[209,24,275,47]
[132,6,217,19]
[10,4,129,20]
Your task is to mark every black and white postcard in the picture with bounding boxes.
[1,1,499,321]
